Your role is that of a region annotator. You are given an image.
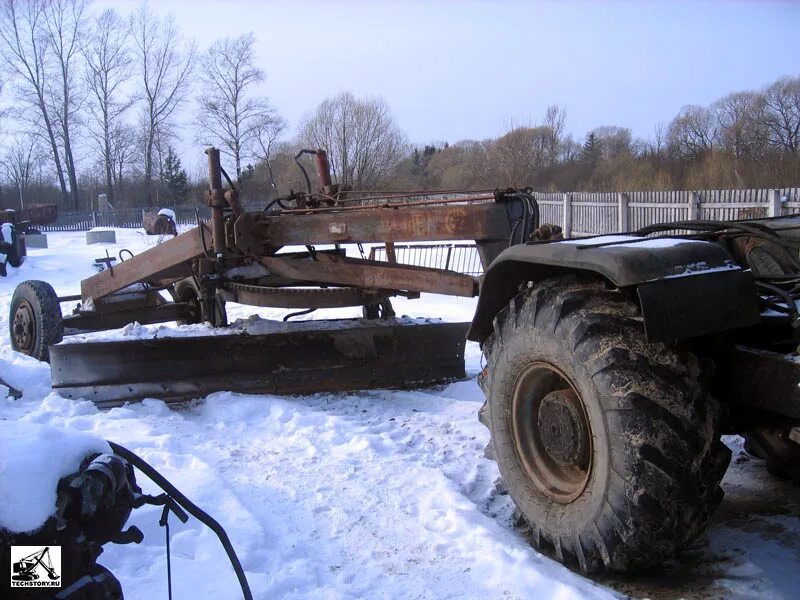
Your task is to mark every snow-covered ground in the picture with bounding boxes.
[1,229,798,599]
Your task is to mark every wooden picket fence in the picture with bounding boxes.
[537,187,800,237]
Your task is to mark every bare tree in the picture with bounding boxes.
[252,111,286,191]
[542,104,567,166]
[298,92,406,189]
[0,0,68,203]
[492,126,550,185]
[591,126,634,160]
[667,105,716,160]
[646,122,666,157]
[762,77,800,154]
[110,123,137,202]
[43,0,87,210]
[2,132,44,209]
[711,91,768,159]
[130,3,194,201]
[197,32,284,180]
[84,8,133,208]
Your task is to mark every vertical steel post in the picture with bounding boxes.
[205,148,225,257]
[314,150,333,189]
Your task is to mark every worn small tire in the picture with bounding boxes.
[4,224,24,268]
[10,280,63,362]
[480,275,730,573]
[171,278,202,325]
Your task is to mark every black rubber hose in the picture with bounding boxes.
[220,166,237,190]
[294,149,318,194]
[108,442,253,600]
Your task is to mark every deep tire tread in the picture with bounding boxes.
[9,280,63,362]
[480,274,730,573]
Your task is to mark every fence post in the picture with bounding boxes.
[688,192,700,220]
[768,189,782,217]
[91,211,97,229]
[617,193,629,232]
[562,193,572,238]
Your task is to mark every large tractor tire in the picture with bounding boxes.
[10,280,63,362]
[480,275,730,573]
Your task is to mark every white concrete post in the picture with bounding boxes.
[562,193,572,238]
[768,189,782,217]
[618,193,629,232]
[688,192,700,220]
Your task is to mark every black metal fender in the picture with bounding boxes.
[467,235,762,344]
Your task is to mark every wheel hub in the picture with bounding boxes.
[12,299,35,353]
[511,363,593,504]
[538,389,588,467]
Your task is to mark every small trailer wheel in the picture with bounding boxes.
[10,280,63,362]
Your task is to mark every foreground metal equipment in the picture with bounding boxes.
[8,146,800,576]
[0,443,252,599]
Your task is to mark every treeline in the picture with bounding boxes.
[0,0,283,212]
[0,1,797,214]
[263,78,800,199]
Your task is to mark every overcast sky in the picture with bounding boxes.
[96,0,799,165]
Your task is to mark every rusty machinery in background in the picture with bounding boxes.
[9,146,800,577]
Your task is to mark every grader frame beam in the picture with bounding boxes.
[79,181,513,305]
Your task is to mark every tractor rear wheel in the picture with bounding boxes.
[480,275,730,573]
[10,280,63,362]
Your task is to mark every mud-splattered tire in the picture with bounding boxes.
[743,428,800,482]
[480,275,730,573]
[10,280,63,362]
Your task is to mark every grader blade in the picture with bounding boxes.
[49,320,469,408]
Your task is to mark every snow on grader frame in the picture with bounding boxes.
[8,147,800,575]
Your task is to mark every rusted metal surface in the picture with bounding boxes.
[50,320,469,407]
[259,253,478,297]
[64,302,192,332]
[142,211,177,236]
[220,282,397,309]
[314,150,332,188]
[254,203,510,247]
[0,204,58,225]
[279,193,495,213]
[205,148,226,257]
[80,225,209,302]
[385,242,397,263]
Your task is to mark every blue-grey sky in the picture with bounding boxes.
[99,0,799,155]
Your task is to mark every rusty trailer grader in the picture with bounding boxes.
[9,148,800,575]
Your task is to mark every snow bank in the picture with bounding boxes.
[0,421,109,533]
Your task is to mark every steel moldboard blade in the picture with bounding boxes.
[49,320,469,407]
